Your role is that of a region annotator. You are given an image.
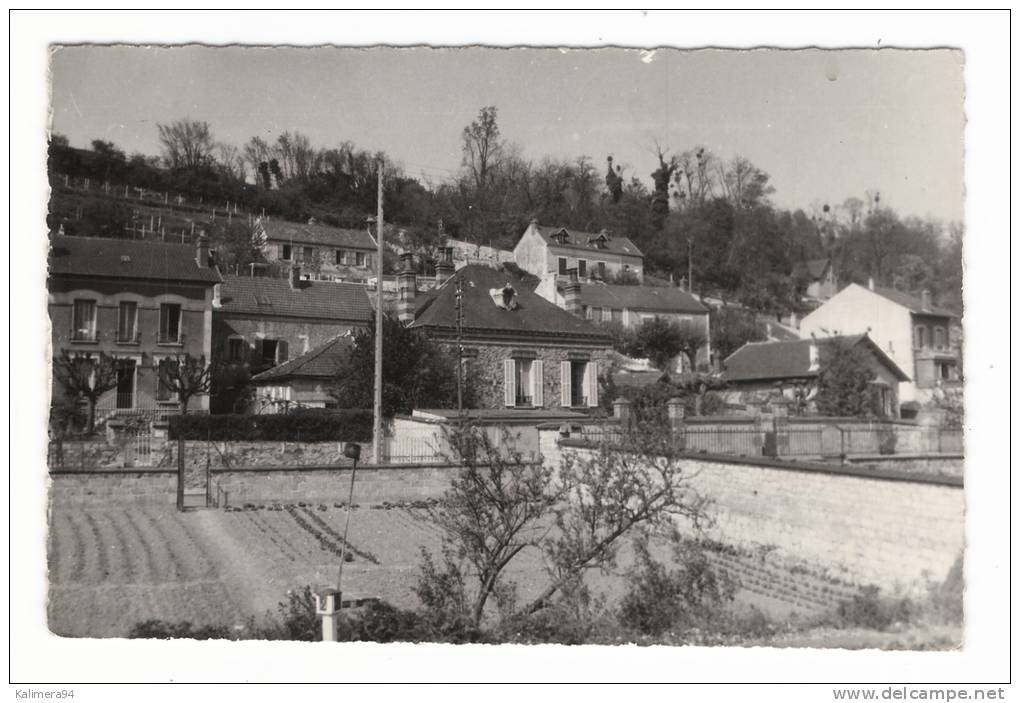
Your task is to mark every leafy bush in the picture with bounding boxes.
[338,600,434,643]
[169,409,372,442]
[833,586,913,631]
[128,619,233,640]
[618,535,736,637]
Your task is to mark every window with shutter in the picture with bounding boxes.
[560,361,571,407]
[588,361,599,407]
[532,360,544,407]
[276,340,289,364]
[504,359,515,407]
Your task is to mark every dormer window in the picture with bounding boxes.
[553,229,570,245]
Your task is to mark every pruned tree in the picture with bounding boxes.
[157,119,216,171]
[650,143,680,229]
[157,354,214,414]
[417,422,711,631]
[52,351,119,433]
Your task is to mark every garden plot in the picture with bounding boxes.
[48,499,852,639]
[47,505,242,638]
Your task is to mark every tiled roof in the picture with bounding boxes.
[792,258,831,280]
[262,219,377,250]
[870,285,959,318]
[411,265,610,342]
[251,334,353,382]
[530,224,644,258]
[723,334,909,383]
[561,282,709,314]
[48,235,221,284]
[217,275,374,321]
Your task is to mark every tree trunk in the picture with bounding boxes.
[86,397,97,434]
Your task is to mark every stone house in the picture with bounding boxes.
[513,220,644,283]
[261,218,378,282]
[799,281,961,409]
[250,334,354,413]
[212,267,374,380]
[47,234,221,422]
[721,333,910,417]
[399,259,613,411]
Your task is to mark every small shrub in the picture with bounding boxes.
[618,535,736,637]
[128,619,232,640]
[834,586,912,631]
[339,601,432,643]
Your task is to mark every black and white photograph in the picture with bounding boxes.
[8,9,1012,693]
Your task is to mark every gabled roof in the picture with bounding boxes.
[262,219,377,250]
[217,275,374,322]
[792,258,831,281]
[48,235,221,285]
[560,282,709,314]
[251,334,353,383]
[869,285,959,318]
[411,265,610,342]
[723,334,910,384]
[527,223,644,258]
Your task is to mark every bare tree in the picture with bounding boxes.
[157,119,216,171]
[717,155,774,209]
[216,143,247,182]
[461,106,504,193]
[52,351,119,433]
[157,354,214,414]
[419,422,709,630]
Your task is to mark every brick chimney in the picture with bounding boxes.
[563,267,583,317]
[396,252,417,324]
[289,264,301,290]
[436,246,455,284]
[921,289,931,311]
[195,234,210,268]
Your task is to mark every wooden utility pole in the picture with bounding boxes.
[372,159,385,464]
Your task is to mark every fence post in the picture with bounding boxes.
[666,398,685,450]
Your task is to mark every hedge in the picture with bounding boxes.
[168,410,374,442]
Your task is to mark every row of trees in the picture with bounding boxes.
[49,107,964,314]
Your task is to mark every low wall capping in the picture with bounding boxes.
[556,438,964,488]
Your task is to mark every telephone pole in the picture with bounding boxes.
[455,277,464,413]
[372,159,385,464]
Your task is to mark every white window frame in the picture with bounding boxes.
[71,298,98,341]
[158,303,183,344]
[116,301,138,343]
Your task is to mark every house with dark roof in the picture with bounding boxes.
[261,218,378,282]
[534,274,712,370]
[249,334,354,412]
[212,269,374,401]
[792,258,838,301]
[800,280,962,410]
[513,220,644,283]
[395,256,613,411]
[47,234,221,422]
[722,334,909,417]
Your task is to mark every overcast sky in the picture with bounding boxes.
[50,45,965,223]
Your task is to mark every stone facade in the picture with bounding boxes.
[452,342,614,412]
[213,314,358,374]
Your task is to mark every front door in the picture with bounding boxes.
[116,360,135,409]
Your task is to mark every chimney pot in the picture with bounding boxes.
[195,235,210,268]
[868,277,875,291]
[921,289,931,311]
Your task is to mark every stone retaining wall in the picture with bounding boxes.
[548,429,964,594]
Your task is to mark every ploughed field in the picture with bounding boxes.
[48,500,857,639]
